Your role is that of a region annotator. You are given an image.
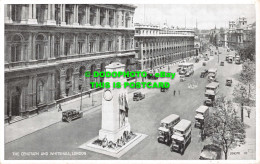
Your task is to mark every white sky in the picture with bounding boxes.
[133,4,256,29]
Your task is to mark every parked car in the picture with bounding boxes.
[161,87,169,92]
[204,98,213,107]
[195,58,200,63]
[220,61,224,66]
[62,109,83,122]
[226,79,232,86]
[133,92,145,101]
[203,62,206,66]
[199,144,222,160]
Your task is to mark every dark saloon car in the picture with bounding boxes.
[200,69,208,78]
[133,92,145,101]
[62,109,83,122]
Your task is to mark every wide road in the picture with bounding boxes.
[5,47,242,160]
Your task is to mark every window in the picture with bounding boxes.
[11,45,21,62]
[108,41,113,51]
[99,41,104,52]
[89,42,94,53]
[37,81,44,105]
[11,5,20,22]
[36,44,44,60]
[65,42,71,56]
[78,42,83,54]
[54,43,60,57]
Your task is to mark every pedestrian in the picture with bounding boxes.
[173,90,176,96]
[179,90,180,95]
[58,103,62,112]
[247,108,251,118]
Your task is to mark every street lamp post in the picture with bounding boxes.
[80,87,83,111]
[240,86,246,123]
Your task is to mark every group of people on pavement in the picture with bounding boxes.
[173,90,180,96]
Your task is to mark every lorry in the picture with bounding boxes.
[195,106,209,129]
[170,119,192,155]
[157,114,180,145]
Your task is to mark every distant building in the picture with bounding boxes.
[134,23,195,71]
[219,16,255,49]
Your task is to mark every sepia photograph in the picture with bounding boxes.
[1,0,258,163]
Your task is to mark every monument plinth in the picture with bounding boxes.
[79,62,147,158]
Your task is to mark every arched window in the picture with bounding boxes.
[37,80,44,105]
[35,34,46,60]
[11,34,23,62]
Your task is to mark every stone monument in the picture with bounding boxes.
[99,62,131,142]
[79,62,147,158]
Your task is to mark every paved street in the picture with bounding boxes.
[5,47,253,160]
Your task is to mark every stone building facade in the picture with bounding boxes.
[134,24,195,71]
[4,4,137,123]
[219,17,255,49]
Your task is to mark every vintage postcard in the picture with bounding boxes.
[1,0,259,163]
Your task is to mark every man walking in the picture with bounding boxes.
[247,108,251,118]
[179,90,180,95]
[58,103,62,112]
[173,90,176,96]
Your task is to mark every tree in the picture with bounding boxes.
[240,59,256,101]
[238,29,255,61]
[204,95,246,160]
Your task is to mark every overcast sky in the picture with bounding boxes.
[133,4,255,29]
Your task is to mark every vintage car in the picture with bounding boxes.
[199,144,222,160]
[200,69,208,78]
[161,87,169,92]
[195,58,200,63]
[202,62,206,66]
[133,92,145,101]
[226,79,232,86]
[204,57,209,61]
[204,98,214,107]
[180,75,186,82]
[62,109,83,122]
[220,61,224,66]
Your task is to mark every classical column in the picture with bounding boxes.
[84,34,89,53]
[32,75,37,110]
[46,73,55,104]
[73,4,79,26]
[140,41,144,70]
[105,9,110,28]
[74,34,78,54]
[44,4,56,25]
[31,33,36,60]
[117,10,122,28]
[51,34,55,58]
[95,7,100,27]
[84,5,90,26]
[60,33,65,57]
[60,4,66,26]
[27,4,37,24]
[60,69,66,98]
[113,10,116,28]
[73,72,79,93]
[5,4,13,23]
[20,5,28,24]
[85,70,90,90]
